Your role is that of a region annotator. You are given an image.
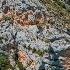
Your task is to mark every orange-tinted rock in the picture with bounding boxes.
[18,51,27,63]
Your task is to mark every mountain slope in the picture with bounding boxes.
[0,0,70,70]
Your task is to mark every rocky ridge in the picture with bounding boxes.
[0,0,70,70]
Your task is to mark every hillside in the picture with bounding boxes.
[0,0,70,70]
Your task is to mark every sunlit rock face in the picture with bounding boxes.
[0,0,70,70]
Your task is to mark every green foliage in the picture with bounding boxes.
[32,48,36,53]
[55,0,66,8]
[0,53,13,70]
[32,48,43,56]
[36,50,44,57]
[32,48,45,57]
[27,45,32,50]
[53,0,70,11]
[17,61,26,70]
[4,16,11,21]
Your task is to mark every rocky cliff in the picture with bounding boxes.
[0,0,70,70]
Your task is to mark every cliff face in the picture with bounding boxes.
[0,0,70,70]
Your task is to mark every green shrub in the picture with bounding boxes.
[17,61,26,70]
[36,50,45,57]
[32,48,36,53]
[4,16,11,21]
[0,53,13,70]
[54,0,70,11]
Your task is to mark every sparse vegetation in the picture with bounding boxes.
[32,48,45,57]
[36,50,45,57]
[53,0,70,11]
[0,53,13,70]
[17,60,26,70]
[4,16,11,21]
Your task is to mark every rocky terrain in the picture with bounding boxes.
[0,0,70,70]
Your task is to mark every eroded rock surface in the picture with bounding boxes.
[0,0,70,70]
